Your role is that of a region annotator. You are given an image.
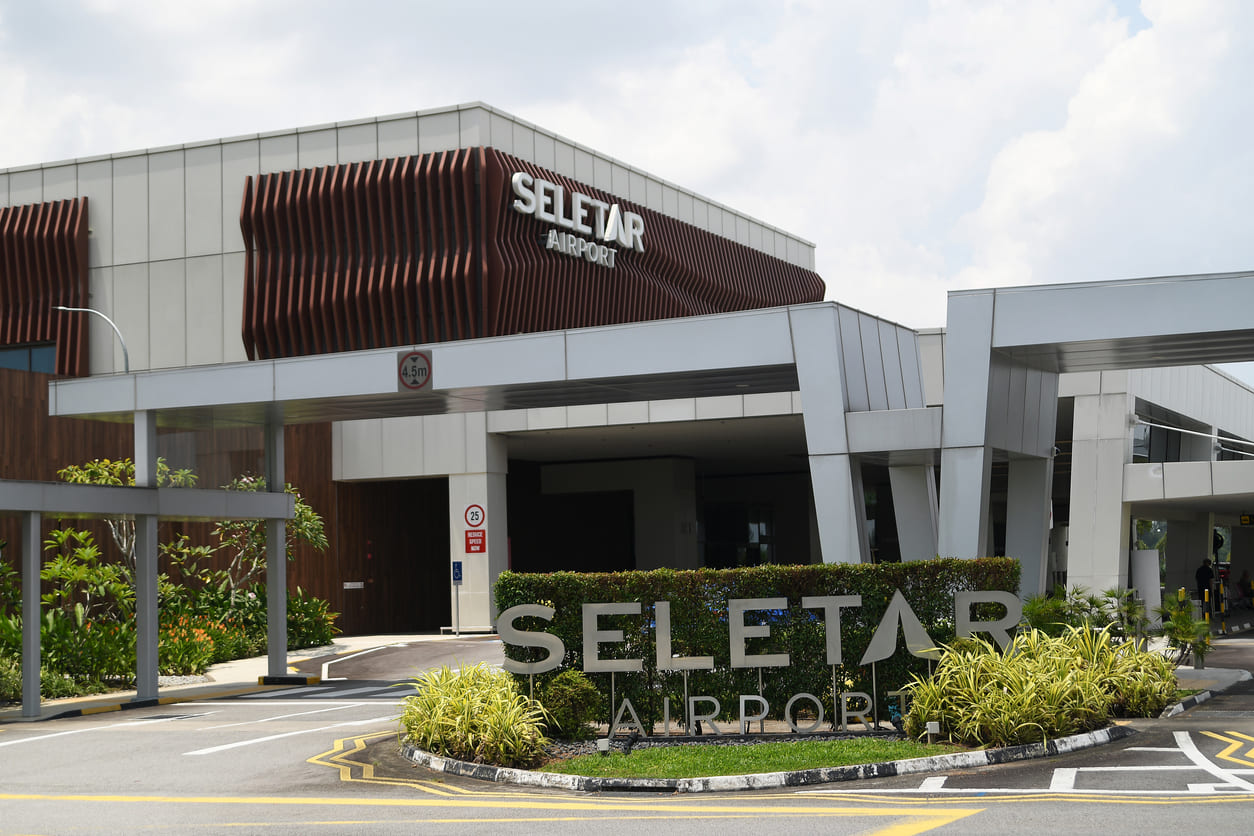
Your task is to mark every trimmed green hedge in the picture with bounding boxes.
[495,558,1019,732]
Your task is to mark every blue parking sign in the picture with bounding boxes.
[452,561,463,585]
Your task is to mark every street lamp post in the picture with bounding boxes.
[53,305,129,373]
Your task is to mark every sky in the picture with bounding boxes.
[2,0,1251,376]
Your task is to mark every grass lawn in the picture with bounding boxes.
[540,737,964,779]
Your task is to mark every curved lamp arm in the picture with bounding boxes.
[53,305,129,373]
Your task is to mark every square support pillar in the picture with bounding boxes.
[134,513,159,701]
[264,411,288,677]
[1006,457,1053,598]
[937,291,996,561]
[21,511,41,718]
[133,410,160,702]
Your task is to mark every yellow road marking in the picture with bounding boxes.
[307,732,471,796]
[798,791,1254,806]
[1201,731,1254,768]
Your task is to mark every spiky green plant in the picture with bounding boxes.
[903,625,1176,748]
[398,663,550,768]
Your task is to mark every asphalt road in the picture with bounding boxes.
[2,633,1253,834]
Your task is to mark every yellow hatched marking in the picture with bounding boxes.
[307,732,471,796]
[1201,731,1254,768]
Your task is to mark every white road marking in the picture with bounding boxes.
[321,685,407,698]
[1050,768,1077,790]
[0,714,191,749]
[320,645,391,681]
[1174,731,1254,792]
[241,686,335,699]
[207,704,361,728]
[183,715,396,755]
[1125,746,1183,752]
[918,776,947,790]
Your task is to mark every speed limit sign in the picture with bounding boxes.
[464,504,485,527]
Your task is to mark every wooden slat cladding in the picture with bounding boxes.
[241,152,478,359]
[240,149,823,360]
[0,198,90,376]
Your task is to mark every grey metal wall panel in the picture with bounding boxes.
[488,112,514,153]
[259,134,298,175]
[337,123,378,163]
[418,111,459,154]
[0,172,7,207]
[610,163,629,198]
[573,147,595,184]
[646,178,663,213]
[533,132,556,170]
[148,150,185,261]
[221,140,258,254]
[985,355,1012,450]
[860,312,889,412]
[939,291,995,447]
[43,165,76,200]
[185,145,222,257]
[1022,367,1042,456]
[112,155,148,265]
[378,116,418,158]
[1006,364,1027,452]
[838,306,869,412]
[8,169,41,204]
[677,191,694,224]
[77,159,113,266]
[297,129,337,169]
[552,139,576,179]
[511,122,536,162]
[629,170,647,203]
[148,259,186,369]
[185,255,223,366]
[878,321,907,410]
[111,262,149,368]
[458,107,489,147]
[898,328,925,409]
[593,156,612,191]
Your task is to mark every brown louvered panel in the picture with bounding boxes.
[240,148,823,360]
[0,197,89,376]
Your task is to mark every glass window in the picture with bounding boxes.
[0,343,56,373]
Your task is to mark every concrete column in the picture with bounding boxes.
[808,454,868,563]
[938,446,992,558]
[888,465,938,561]
[937,291,995,560]
[264,411,288,677]
[133,411,159,701]
[1066,379,1133,591]
[21,511,40,718]
[449,430,508,629]
[791,306,867,563]
[1006,457,1053,598]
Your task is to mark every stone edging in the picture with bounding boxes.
[1160,690,1213,718]
[399,725,1138,794]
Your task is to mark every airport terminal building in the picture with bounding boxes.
[4,102,1254,638]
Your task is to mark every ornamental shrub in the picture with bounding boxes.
[902,625,1176,748]
[398,663,549,768]
[159,616,217,676]
[539,669,603,740]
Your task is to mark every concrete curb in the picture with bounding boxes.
[399,724,1138,794]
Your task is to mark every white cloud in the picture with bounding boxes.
[0,0,1250,343]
